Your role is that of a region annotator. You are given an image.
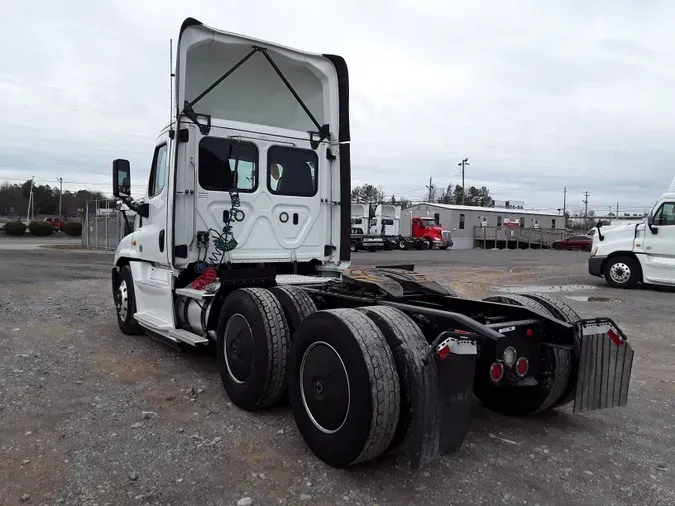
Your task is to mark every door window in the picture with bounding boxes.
[148,144,168,198]
[267,146,318,197]
[654,202,675,226]
[198,138,258,192]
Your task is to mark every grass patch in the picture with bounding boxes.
[39,244,88,250]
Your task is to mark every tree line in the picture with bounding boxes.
[0,179,114,217]
[351,182,492,207]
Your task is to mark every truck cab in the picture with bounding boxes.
[589,177,675,288]
[411,216,453,250]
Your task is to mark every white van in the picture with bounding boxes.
[589,177,675,288]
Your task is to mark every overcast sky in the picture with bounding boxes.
[1,0,674,215]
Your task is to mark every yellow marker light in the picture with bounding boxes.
[131,240,137,246]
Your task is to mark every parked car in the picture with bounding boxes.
[44,217,65,231]
[552,235,593,251]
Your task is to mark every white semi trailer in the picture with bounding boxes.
[110,17,635,470]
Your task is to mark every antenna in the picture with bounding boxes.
[169,38,173,125]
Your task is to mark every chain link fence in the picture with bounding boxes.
[82,200,131,251]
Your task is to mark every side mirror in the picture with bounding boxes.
[113,159,131,198]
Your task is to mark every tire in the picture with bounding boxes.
[287,308,400,468]
[518,293,581,408]
[398,238,407,250]
[439,245,448,250]
[356,306,442,467]
[114,264,143,335]
[604,256,640,289]
[553,242,561,250]
[426,238,434,250]
[582,244,592,252]
[415,239,427,250]
[217,288,290,410]
[268,286,317,340]
[384,241,393,251]
[350,241,358,252]
[369,246,377,252]
[476,294,572,415]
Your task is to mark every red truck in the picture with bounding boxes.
[400,211,453,250]
[44,217,65,231]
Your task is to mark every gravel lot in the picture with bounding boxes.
[1,247,673,506]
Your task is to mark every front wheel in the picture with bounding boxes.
[350,241,358,252]
[426,238,434,250]
[582,244,592,252]
[604,256,640,289]
[114,265,143,335]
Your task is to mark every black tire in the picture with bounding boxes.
[582,244,592,252]
[426,238,434,250]
[518,293,581,408]
[287,308,400,468]
[350,241,358,252]
[217,288,289,411]
[369,246,377,252]
[439,245,449,250]
[476,294,572,415]
[398,238,407,250]
[268,286,317,339]
[384,241,393,251]
[553,242,562,250]
[356,306,442,467]
[604,255,640,289]
[114,264,143,335]
[415,239,427,250]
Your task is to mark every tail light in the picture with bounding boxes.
[515,357,529,377]
[490,362,504,383]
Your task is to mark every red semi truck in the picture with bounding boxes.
[371,205,453,250]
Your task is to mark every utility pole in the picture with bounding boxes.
[57,177,63,219]
[25,176,35,224]
[563,186,567,216]
[616,202,619,216]
[426,176,433,203]
[458,158,469,205]
[582,191,591,228]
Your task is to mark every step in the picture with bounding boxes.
[169,329,209,346]
[175,287,216,300]
[134,312,173,331]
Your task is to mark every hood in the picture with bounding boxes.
[175,18,341,137]
[597,221,642,239]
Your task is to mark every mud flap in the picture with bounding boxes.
[573,318,634,413]
[432,335,477,454]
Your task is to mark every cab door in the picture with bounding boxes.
[135,136,171,265]
[641,201,675,284]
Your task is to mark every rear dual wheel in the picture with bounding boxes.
[287,309,401,467]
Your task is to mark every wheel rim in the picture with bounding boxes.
[224,314,255,384]
[350,243,356,252]
[399,240,406,249]
[300,341,350,434]
[609,262,631,284]
[116,280,129,321]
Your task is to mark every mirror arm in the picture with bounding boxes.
[120,196,149,219]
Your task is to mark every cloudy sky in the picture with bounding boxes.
[1,0,674,216]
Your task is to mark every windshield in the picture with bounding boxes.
[420,218,436,227]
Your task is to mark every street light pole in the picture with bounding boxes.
[458,158,469,205]
[57,177,63,219]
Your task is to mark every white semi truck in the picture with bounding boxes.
[589,177,675,288]
[350,203,385,251]
[111,17,634,470]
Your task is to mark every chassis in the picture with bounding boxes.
[113,261,634,469]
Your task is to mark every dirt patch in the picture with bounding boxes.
[90,354,161,382]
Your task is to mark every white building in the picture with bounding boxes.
[406,203,565,249]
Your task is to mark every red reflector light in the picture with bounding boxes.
[526,328,533,337]
[607,328,623,346]
[436,345,451,360]
[515,357,529,377]
[490,362,504,382]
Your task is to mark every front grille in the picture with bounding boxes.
[442,231,451,241]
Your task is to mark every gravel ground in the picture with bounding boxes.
[0,248,673,506]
